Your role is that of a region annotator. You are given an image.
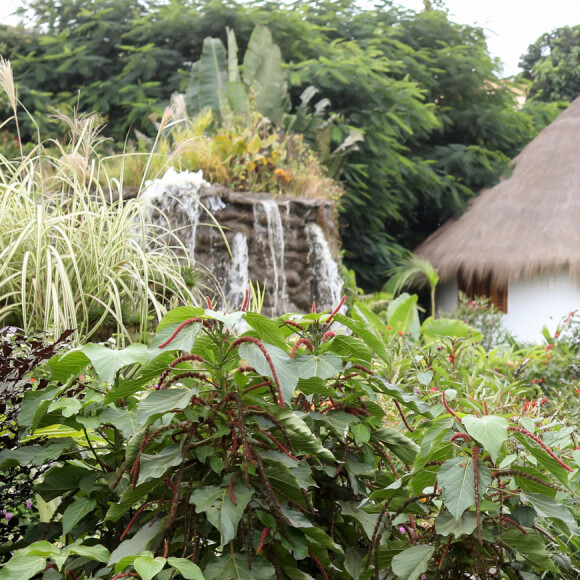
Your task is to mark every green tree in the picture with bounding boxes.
[520,24,580,102]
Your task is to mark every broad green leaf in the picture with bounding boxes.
[0,442,71,468]
[81,343,149,384]
[269,408,335,461]
[190,483,253,546]
[352,303,389,340]
[438,457,491,519]
[35,464,92,502]
[391,544,435,580]
[167,557,206,580]
[68,544,110,562]
[351,423,371,444]
[520,492,578,534]
[500,528,559,572]
[333,313,389,362]
[137,388,194,421]
[199,37,228,115]
[156,306,204,331]
[205,310,244,332]
[108,519,165,565]
[244,312,286,348]
[421,317,483,344]
[46,350,90,382]
[511,431,571,484]
[104,352,175,404]
[62,497,97,535]
[417,370,433,386]
[344,547,364,580]
[105,481,158,522]
[296,376,335,397]
[0,554,46,580]
[386,293,420,340]
[238,342,297,405]
[296,352,343,380]
[338,501,380,539]
[371,427,419,465]
[150,321,202,353]
[328,335,372,363]
[99,406,141,439]
[435,511,477,537]
[138,444,183,485]
[134,556,166,580]
[372,377,431,416]
[462,415,508,463]
[204,554,274,580]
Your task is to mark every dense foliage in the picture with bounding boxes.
[520,25,580,103]
[1,296,580,578]
[1,0,562,289]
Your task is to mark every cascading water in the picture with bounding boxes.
[254,200,288,314]
[306,222,344,311]
[141,167,207,257]
[225,232,249,309]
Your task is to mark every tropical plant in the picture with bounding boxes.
[0,63,202,341]
[2,297,580,578]
[384,255,440,318]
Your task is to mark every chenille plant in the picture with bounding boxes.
[1,296,580,579]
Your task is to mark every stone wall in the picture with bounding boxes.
[145,177,343,317]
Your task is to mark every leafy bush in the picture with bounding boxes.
[1,298,579,578]
[440,292,515,350]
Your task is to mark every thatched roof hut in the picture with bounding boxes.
[417,97,580,287]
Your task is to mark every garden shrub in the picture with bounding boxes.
[1,297,579,579]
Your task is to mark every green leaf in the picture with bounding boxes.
[99,406,141,438]
[138,444,183,485]
[190,483,253,546]
[269,408,335,461]
[167,557,206,580]
[156,306,204,331]
[0,554,46,580]
[438,457,491,519]
[351,423,371,444]
[417,370,433,386]
[62,497,97,535]
[435,511,477,537]
[46,350,90,382]
[205,310,244,332]
[372,378,431,416]
[462,415,508,463]
[199,36,228,115]
[338,501,380,540]
[333,313,389,362]
[421,317,483,344]
[520,492,578,534]
[500,528,559,572]
[68,544,110,562]
[35,464,91,501]
[328,335,372,363]
[204,554,274,580]
[371,427,419,465]
[386,293,420,340]
[106,481,158,522]
[105,352,175,404]
[391,544,435,580]
[150,321,202,353]
[134,556,167,580]
[137,388,195,421]
[244,312,286,348]
[81,343,149,384]
[108,519,165,565]
[238,342,297,405]
[296,352,343,380]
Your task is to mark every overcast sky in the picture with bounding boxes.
[2,0,580,77]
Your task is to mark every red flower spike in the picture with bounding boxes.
[241,289,249,312]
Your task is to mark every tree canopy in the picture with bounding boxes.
[520,24,580,103]
[1,0,562,289]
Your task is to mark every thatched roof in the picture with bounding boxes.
[416,97,580,286]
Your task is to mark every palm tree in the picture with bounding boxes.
[384,254,440,317]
